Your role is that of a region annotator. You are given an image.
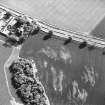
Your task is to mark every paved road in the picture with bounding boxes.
[0,0,105,105]
[0,0,105,33]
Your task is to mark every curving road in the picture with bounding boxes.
[0,41,12,105]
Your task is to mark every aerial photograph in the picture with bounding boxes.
[0,0,105,105]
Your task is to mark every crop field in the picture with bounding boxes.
[0,0,105,33]
[0,0,105,105]
[0,42,12,105]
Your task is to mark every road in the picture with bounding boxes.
[0,41,12,105]
[0,0,105,33]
